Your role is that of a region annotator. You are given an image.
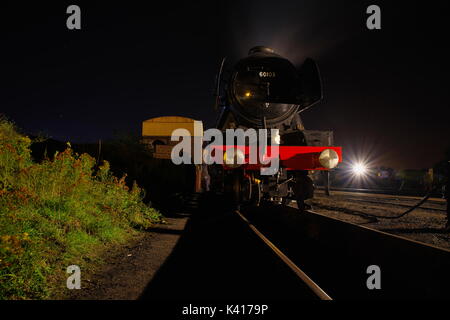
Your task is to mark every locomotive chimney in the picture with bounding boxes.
[248,46,275,55]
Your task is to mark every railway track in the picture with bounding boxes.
[141,196,326,301]
[234,210,332,300]
[317,186,445,199]
[315,192,446,213]
[143,193,450,300]
[239,204,450,299]
[317,191,446,214]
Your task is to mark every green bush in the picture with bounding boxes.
[0,118,161,299]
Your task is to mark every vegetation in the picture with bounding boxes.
[70,135,196,213]
[0,117,161,299]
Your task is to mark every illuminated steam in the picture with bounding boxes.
[223,0,361,66]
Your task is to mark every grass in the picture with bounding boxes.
[0,117,162,299]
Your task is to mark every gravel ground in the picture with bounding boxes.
[307,191,450,250]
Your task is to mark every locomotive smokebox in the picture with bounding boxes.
[226,47,322,127]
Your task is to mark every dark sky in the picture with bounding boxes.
[1,1,450,169]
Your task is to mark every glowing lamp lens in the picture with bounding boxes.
[319,149,339,169]
[352,163,367,175]
[224,148,245,168]
[271,132,281,145]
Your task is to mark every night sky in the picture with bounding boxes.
[1,1,450,169]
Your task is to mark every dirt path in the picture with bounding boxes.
[65,214,189,300]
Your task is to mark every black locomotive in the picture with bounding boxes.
[210,46,336,209]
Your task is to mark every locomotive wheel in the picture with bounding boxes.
[229,172,255,205]
[243,176,254,202]
[236,174,253,204]
[227,172,262,206]
[252,182,261,206]
[231,171,241,205]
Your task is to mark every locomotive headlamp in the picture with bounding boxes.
[319,149,340,169]
[271,132,281,145]
[224,148,245,168]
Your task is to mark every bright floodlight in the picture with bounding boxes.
[352,163,367,176]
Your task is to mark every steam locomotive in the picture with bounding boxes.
[209,46,342,209]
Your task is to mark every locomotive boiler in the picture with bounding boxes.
[210,46,341,209]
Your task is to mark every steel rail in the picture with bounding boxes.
[235,210,332,301]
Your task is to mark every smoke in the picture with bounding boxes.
[222,0,362,65]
